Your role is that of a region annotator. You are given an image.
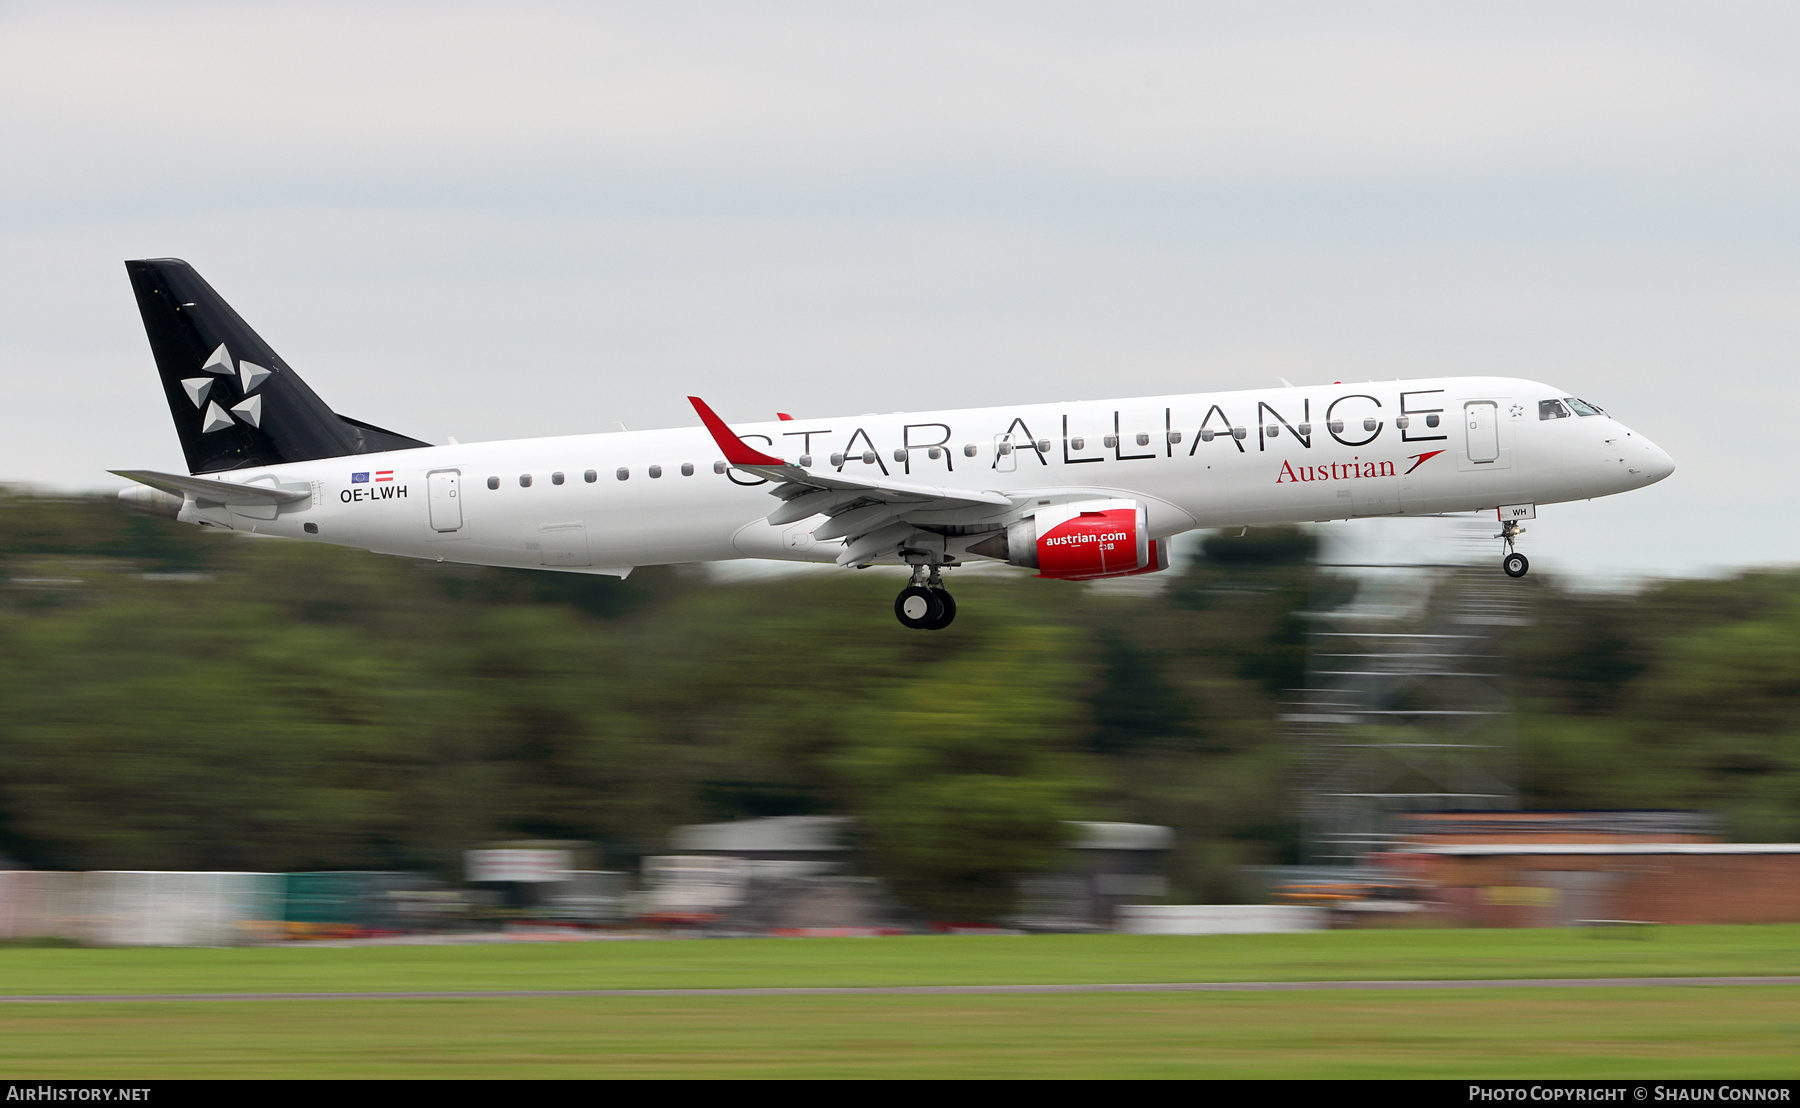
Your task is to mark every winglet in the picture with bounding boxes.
[688,396,787,466]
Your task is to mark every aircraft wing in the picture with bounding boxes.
[688,397,1017,564]
[110,469,312,506]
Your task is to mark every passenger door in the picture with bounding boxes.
[1465,402,1500,464]
[427,470,462,532]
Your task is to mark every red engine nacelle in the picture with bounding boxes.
[966,498,1169,580]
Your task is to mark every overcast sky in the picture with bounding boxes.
[0,1,1794,581]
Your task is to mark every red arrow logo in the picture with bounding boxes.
[1403,449,1445,475]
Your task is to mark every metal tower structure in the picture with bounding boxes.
[1288,516,1529,866]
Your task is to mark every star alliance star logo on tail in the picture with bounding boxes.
[182,344,273,434]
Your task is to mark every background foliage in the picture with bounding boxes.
[0,491,1795,916]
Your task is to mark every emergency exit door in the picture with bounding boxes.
[1465,402,1499,464]
[428,470,462,532]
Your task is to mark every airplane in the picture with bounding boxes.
[113,259,1675,629]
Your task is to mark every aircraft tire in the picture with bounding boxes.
[895,585,944,629]
[1503,552,1529,578]
[925,589,957,630]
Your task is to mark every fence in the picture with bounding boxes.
[0,870,283,946]
[1117,904,1327,935]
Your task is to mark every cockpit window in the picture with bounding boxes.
[1539,399,1571,420]
[1564,397,1604,417]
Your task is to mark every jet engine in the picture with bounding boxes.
[966,498,1168,580]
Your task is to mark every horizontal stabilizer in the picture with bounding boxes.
[111,469,311,506]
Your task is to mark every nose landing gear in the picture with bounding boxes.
[895,564,957,629]
[1497,519,1529,578]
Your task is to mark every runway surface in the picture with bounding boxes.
[5,976,1798,1003]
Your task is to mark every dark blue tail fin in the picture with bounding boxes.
[126,259,428,474]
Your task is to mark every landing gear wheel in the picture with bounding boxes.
[895,585,945,629]
[925,589,957,629]
[1503,552,1529,578]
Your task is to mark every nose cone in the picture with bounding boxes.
[1636,436,1675,486]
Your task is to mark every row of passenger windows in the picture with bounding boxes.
[1061,414,1440,448]
[481,413,1462,490]
[485,461,724,489]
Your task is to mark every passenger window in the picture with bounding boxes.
[1425,414,1440,428]
[1297,423,1312,436]
[1135,433,1150,446]
[799,454,813,467]
[1071,437,1085,451]
[1166,430,1182,444]
[714,461,727,474]
[551,471,564,485]
[681,462,695,476]
[1327,420,1344,434]
[616,468,629,481]
[1539,399,1571,420]
[649,465,663,478]
[963,444,978,457]
[519,474,532,487]
[584,470,597,483]
[1265,425,1279,438]
[927,447,942,460]
[1565,397,1604,417]
[487,476,499,490]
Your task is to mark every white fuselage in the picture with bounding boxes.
[175,377,1674,575]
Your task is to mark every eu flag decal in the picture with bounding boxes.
[351,472,369,484]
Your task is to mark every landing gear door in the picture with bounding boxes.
[428,469,462,532]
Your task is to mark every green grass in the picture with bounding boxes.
[2,990,1797,1078]
[3,928,1797,1077]
[2,926,1798,997]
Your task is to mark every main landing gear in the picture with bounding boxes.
[1497,519,1529,578]
[895,564,957,630]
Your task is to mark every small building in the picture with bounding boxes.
[1381,811,1800,926]
[669,815,852,876]
[465,840,624,924]
[1015,821,1174,932]
[641,816,885,931]
[1390,810,1722,847]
